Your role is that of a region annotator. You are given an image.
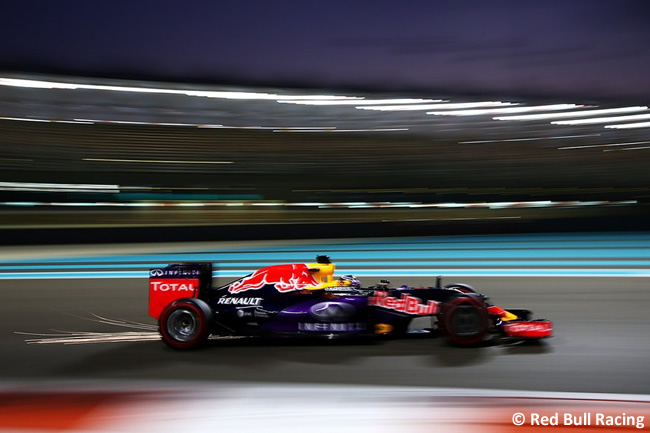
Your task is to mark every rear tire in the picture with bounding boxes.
[159,298,212,349]
[439,296,488,346]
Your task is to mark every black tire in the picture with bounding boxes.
[439,296,488,346]
[159,298,212,349]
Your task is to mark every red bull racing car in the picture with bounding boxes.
[148,256,552,349]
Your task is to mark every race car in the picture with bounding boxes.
[148,255,552,349]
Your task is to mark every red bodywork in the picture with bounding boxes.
[502,321,553,338]
[148,278,199,320]
[487,305,510,317]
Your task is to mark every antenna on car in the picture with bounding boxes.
[316,255,331,264]
[436,275,442,289]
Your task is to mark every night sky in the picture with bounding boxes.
[1,0,649,100]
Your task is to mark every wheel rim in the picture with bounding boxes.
[166,308,199,342]
[450,304,481,337]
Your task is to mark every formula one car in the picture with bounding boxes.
[148,256,552,349]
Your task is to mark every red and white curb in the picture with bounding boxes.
[0,383,648,432]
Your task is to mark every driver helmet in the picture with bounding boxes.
[339,274,361,289]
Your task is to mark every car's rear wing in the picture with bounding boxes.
[148,263,213,320]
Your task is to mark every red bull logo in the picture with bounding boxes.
[229,264,320,294]
[369,291,440,315]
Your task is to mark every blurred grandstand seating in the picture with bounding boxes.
[0,73,648,240]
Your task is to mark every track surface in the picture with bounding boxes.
[1,235,650,395]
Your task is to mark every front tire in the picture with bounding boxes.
[159,298,212,349]
[439,296,488,346]
[444,283,478,294]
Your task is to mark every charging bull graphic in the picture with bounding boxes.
[228,263,320,294]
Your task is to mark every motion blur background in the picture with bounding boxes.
[1,75,649,242]
[1,0,649,242]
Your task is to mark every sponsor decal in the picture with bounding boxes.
[217,297,263,306]
[148,278,199,320]
[369,291,439,315]
[308,302,356,322]
[298,322,367,332]
[505,322,550,333]
[254,310,271,318]
[149,268,201,278]
[503,321,553,337]
[324,286,354,292]
[149,280,197,292]
[233,306,272,319]
[374,323,393,334]
[228,264,320,294]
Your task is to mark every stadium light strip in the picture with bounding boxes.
[0,117,95,124]
[558,141,650,150]
[1,200,637,209]
[460,134,600,144]
[0,115,405,132]
[603,146,650,152]
[427,104,581,116]
[355,101,516,111]
[605,122,650,129]
[0,116,50,122]
[0,77,361,101]
[83,158,234,164]
[0,181,120,193]
[276,98,445,105]
[494,106,648,121]
[552,113,650,125]
[272,128,408,133]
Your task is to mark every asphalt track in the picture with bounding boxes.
[1,234,649,396]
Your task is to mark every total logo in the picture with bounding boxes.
[369,292,439,315]
[149,281,197,292]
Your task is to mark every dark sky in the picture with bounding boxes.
[1,0,649,100]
